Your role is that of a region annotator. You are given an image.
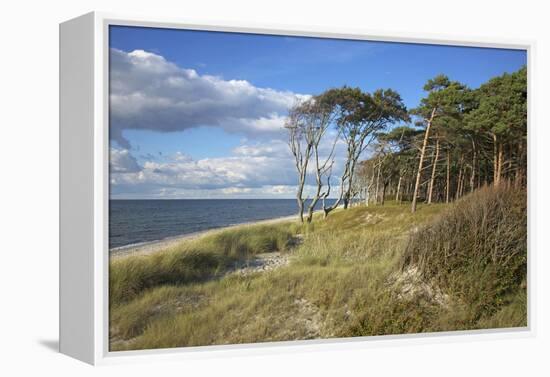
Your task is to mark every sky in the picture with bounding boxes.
[108,25,527,199]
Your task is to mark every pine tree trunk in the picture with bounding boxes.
[478,159,482,189]
[395,175,402,202]
[375,156,381,205]
[515,141,524,188]
[496,142,504,185]
[492,133,499,185]
[412,108,436,213]
[455,155,464,200]
[456,168,462,200]
[428,138,440,204]
[446,151,450,203]
[459,170,465,197]
[470,139,476,193]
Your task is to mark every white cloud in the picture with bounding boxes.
[109,129,353,199]
[110,48,309,147]
[270,185,297,195]
[109,144,298,197]
[110,148,141,173]
[232,139,290,158]
[172,151,193,162]
[107,48,351,199]
[221,187,253,195]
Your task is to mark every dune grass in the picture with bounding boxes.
[109,187,527,351]
[110,223,298,305]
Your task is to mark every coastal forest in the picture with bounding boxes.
[285,67,527,221]
[109,67,527,351]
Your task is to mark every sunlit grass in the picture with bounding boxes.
[109,189,527,351]
[110,223,298,305]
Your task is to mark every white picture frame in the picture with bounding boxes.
[59,11,535,365]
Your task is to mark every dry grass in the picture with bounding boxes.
[109,187,527,351]
[110,223,297,305]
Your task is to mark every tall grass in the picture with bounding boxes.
[110,223,297,306]
[109,188,527,350]
[110,202,448,350]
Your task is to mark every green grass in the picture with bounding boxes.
[110,223,297,305]
[109,188,527,351]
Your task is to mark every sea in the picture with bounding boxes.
[109,199,337,249]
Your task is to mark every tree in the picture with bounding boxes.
[285,96,339,223]
[285,102,314,223]
[303,96,339,223]
[349,67,526,210]
[465,67,527,186]
[352,159,376,205]
[410,75,470,213]
[321,87,409,213]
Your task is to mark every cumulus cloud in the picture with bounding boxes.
[109,144,299,197]
[110,48,308,147]
[107,49,353,199]
[109,129,353,199]
[110,148,141,173]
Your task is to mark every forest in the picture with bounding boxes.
[285,66,527,220]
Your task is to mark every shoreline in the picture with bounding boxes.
[109,212,303,259]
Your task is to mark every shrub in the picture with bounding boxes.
[401,183,527,321]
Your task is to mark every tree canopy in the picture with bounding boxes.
[285,66,527,220]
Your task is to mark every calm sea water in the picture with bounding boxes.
[109,199,336,249]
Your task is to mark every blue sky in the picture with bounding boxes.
[108,25,526,199]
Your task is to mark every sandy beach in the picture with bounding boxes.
[109,212,302,259]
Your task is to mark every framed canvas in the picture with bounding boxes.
[59,12,534,365]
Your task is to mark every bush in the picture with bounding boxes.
[401,183,527,322]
